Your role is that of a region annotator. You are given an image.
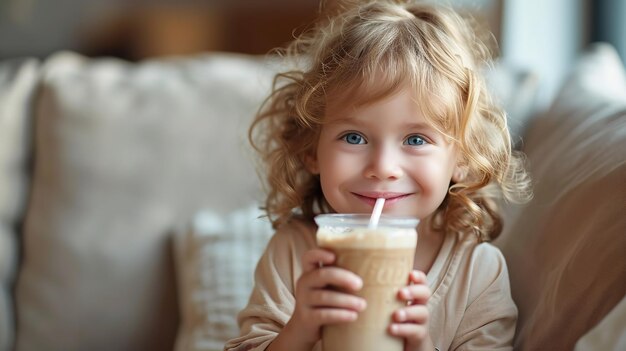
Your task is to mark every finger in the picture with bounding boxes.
[302,249,336,272]
[388,323,428,341]
[305,289,367,312]
[392,305,429,324]
[312,308,359,325]
[408,270,428,284]
[302,266,363,292]
[397,284,431,304]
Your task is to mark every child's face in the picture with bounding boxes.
[309,87,460,219]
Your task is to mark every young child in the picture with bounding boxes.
[225,1,531,350]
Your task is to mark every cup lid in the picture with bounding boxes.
[314,213,419,228]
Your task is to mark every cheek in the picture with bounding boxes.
[316,144,340,190]
[318,152,357,187]
[317,140,361,177]
[413,160,455,195]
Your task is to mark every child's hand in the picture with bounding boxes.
[286,248,366,346]
[389,270,435,351]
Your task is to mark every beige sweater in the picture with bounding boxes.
[224,219,517,351]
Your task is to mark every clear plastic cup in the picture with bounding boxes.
[314,214,419,351]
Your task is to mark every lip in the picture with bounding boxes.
[352,191,413,207]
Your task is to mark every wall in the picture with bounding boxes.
[501,0,587,107]
[0,0,319,59]
[0,0,611,106]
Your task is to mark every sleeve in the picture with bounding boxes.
[224,226,305,351]
[450,244,518,351]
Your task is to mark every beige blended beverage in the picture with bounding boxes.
[314,214,419,351]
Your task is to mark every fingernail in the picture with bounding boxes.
[354,277,363,290]
[396,310,406,321]
[412,270,424,280]
[359,299,367,310]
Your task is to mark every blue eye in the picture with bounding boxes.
[404,135,427,146]
[342,132,366,144]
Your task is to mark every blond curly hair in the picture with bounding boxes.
[250,0,532,241]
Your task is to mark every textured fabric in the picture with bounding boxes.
[173,206,273,351]
[225,219,517,351]
[0,58,39,351]
[14,52,276,351]
[495,43,626,351]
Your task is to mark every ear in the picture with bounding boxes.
[452,163,468,183]
[303,152,320,175]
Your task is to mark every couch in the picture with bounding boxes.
[0,43,624,351]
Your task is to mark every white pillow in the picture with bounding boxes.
[483,61,540,146]
[0,58,39,351]
[173,206,274,351]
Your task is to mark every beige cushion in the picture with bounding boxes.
[173,206,273,351]
[0,58,39,351]
[495,43,626,350]
[15,52,276,351]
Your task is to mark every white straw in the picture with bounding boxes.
[368,198,385,229]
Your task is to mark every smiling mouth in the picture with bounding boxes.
[352,192,413,206]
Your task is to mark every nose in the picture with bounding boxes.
[363,143,404,180]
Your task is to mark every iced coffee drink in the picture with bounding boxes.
[314,214,418,351]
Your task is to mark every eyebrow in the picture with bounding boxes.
[404,122,437,131]
[329,117,436,131]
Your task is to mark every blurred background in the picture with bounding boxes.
[0,0,624,105]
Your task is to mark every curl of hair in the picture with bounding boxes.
[250,0,532,240]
